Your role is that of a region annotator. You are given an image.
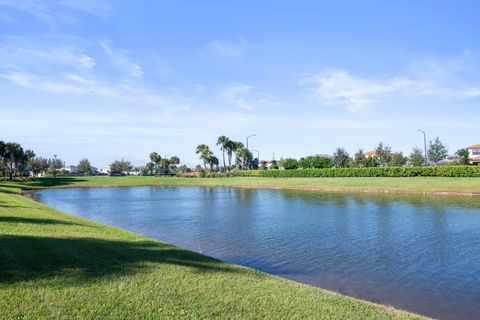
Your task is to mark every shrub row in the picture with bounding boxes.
[235,166,480,178]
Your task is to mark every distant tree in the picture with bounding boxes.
[168,156,180,173]
[143,162,155,175]
[196,144,213,170]
[353,149,367,167]
[281,158,298,170]
[298,155,332,169]
[365,156,379,167]
[217,135,230,172]
[269,159,279,170]
[259,160,268,170]
[177,165,191,173]
[0,141,5,178]
[225,140,237,168]
[48,157,64,177]
[455,148,470,165]
[389,152,407,167]
[333,147,351,168]
[409,147,425,166]
[235,147,252,170]
[77,158,92,176]
[428,137,448,165]
[29,157,49,176]
[3,143,26,179]
[375,142,392,167]
[110,159,133,173]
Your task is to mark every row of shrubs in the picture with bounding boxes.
[235,166,480,178]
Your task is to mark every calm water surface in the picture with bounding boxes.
[31,187,480,320]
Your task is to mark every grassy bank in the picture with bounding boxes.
[2,175,480,195]
[0,184,426,319]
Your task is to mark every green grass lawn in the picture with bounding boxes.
[0,179,429,319]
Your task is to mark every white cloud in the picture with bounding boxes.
[304,63,480,112]
[1,71,190,113]
[0,0,111,23]
[219,84,280,111]
[59,0,111,17]
[101,42,144,77]
[207,39,246,57]
[0,44,95,70]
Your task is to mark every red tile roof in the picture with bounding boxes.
[467,144,480,150]
[363,150,377,156]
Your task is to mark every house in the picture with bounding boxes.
[61,165,77,174]
[363,150,377,158]
[101,165,111,174]
[467,144,480,164]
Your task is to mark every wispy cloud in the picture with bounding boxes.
[219,84,279,111]
[101,42,144,77]
[58,0,111,17]
[0,0,111,23]
[304,59,480,111]
[206,38,246,57]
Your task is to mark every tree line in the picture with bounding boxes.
[279,137,471,170]
[0,140,63,179]
[195,136,259,172]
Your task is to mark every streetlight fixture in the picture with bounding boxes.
[246,134,257,150]
[418,129,427,166]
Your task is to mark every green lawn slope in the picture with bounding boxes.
[0,182,427,319]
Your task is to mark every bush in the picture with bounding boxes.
[281,158,298,170]
[234,166,480,178]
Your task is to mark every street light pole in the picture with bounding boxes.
[53,154,58,178]
[418,129,427,166]
[246,134,257,150]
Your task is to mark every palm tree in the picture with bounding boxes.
[216,135,230,172]
[232,141,244,167]
[149,152,162,175]
[209,156,219,171]
[225,140,235,168]
[196,144,213,170]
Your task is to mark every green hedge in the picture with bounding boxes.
[235,166,480,178]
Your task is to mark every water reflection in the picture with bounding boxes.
[30,187,480,320]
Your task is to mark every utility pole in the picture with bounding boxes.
[418,129,427,166]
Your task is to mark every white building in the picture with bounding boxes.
[467,144,480,164]
[61,165,77,174]
[101,165,111,174]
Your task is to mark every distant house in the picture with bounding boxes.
[61,165,77,174]
[467,144,480,164]
[128,166,145,176]
[101,165,111,174]
[363,150,377,158]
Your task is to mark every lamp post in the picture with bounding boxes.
[246,134,256,150]
[53,154,58,178]
[418,129,427,166]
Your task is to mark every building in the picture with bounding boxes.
[101,165,111,174]
[467,144,480,164]
[61,165,77,174]
[363,150,377,158]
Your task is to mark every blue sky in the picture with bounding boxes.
[1,0,479,167]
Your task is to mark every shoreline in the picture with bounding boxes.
[11,176,480,197]
[0,183,428,319]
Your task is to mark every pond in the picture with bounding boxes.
[30,186,480,320]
